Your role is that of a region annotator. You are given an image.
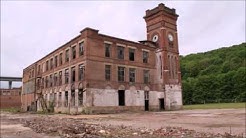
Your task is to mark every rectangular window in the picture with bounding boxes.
[79,64,85,81]
[46,61,49,71]
[72,46,76,59]
[79,42,84,56]
[78,89,83,106]
[38,65,41,74]
[71,67,75,83]
[54,56,58,67]
[143,51,149,63]
[59,53,63,65]
[54,73,57,86]
[129,48,135,61]
[50,74,53,87]
[65,91,68,107]
[105,65,111,81]
[65,69,69,84]
[71,90,75,106]
[144,70,150,84]
[129,68,136,83]
[59,71,62,85]
[65,49,69,62]
[105,43,111,57]
[117,46,124,59]
[118,67,125,82]
[45,76,48,88]
[50,58,53,70]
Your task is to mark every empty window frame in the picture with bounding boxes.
[79,42,84,56]
[129,68,136,83]
[105,65,111,81]
[105,43,111,57]
[79,64,85,81]
[118,66,125,82]
[78,89,83,106]
[72,46,76,59]
[65,69,69,84]
[59,71,62,85]
[65,49,69,62]
[59,53,63,65]
[71,67,75,83]
[129,48,135,61]
[46,61,49,71]
[143,51,149,63]
[117,46,124,59]
[54,73,58,86]
[50,58,53,69]
[143,70,150,84]
[49,74,53,87]
[54,56,58,67]
[71,90,75,106]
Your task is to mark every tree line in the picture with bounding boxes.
[180,43,245,104]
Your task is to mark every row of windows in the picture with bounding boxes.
[105,65,150,84]
[39,41,84,73]
[104,43,149,63]
[37,64,85,89]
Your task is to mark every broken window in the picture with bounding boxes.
[54,73,57,86]
[78,89,83,106]
[79,42,84,56]
[65,49,69,62]
[50,74,53,87]
[129,68,136,83]
[72,46,76,59]
[105,43,111,57]
[59,71,62,85]
[50,58,53,69]
[118,66,125,82]
[59,53,63,65]
[105,65,111,81]
[46,61,49,71]
[65,91,68,107]
[71,90,75,107]
[129,48,135,61]
[117,46,124,59]
[143,51,149,63]
[144,70,150,84]
[54,56,58,67]
[71,67,75,83]
[65,69,69,84]
[79,64,85,81]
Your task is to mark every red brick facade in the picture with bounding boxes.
[0,88,21,108]
[22,3,182,113]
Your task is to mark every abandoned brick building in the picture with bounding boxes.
[22,3,182,113]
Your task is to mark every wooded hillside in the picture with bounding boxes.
[180,43,245,104]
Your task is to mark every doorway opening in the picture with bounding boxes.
[159,98,165,110]
[118,90,125,106]
[144,91,149,111]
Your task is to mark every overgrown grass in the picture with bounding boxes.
[0,107,21,113]
[183,102,246,110]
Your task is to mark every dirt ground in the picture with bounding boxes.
[1,108,245,138]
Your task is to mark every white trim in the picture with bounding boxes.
[78,39,85,44]
[127,46,137,49]
[160,27,166,30]
[164,70,169,72]
[104,41,113,44]
[116,43,126,47]
[71,43,77,47]
[142,49,150,52]
[104,63,113,65]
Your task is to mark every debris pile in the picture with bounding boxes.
[22,116,241,138]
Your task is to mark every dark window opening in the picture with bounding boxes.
[78,89,84,106]
[50,58,53,69]
[46,61,49,71]
[59,71,62,85]
[159,98,165,110]
[143,51,149,63]
[54,73,57,86]
[105,43,111,57]
[72,46,76,59]
[71,90,75,106]
[129,48,135,61]
[65,91,68,107]
[144,70,150,84]
[65,49,69,62]
[65,69,69,84]
[79,64,85,81]
[59,53,63,65]
[50,75,53,87]
[54,56,58,67]
[71,67,75,83]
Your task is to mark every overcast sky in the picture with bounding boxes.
[1,1,245,88]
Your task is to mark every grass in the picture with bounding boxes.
[0,107,21,113]
[183,102,246,110]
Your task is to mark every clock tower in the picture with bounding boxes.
[144,3,182,110]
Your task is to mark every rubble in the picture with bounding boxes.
[21,116,242,138]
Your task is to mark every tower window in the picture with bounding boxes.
[129,48,135,61]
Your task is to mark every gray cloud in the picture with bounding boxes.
[1,1,245,88]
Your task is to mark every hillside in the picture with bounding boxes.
[180,43,246,104]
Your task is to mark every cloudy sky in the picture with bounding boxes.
[1,1,245,88]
